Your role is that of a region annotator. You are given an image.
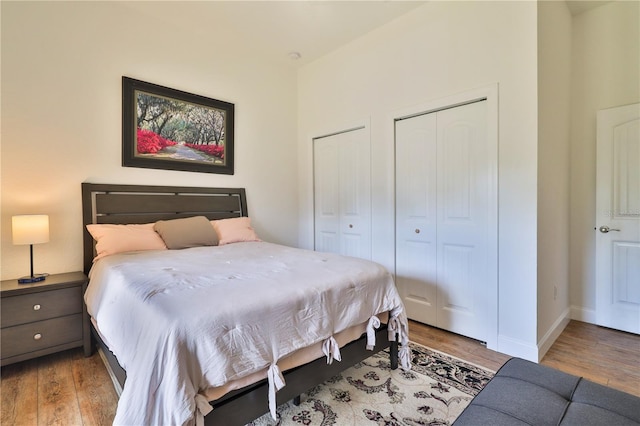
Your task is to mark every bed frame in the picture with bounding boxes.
[81,182,398,425]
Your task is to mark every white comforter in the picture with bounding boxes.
[85,242,409,426]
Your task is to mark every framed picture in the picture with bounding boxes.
[122,76,234,174]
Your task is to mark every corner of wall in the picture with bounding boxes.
[537,307,571,361]
[570,305,597,324]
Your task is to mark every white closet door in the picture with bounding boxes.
[314,128,371,259]
[395,101,492,343]
[338,131,372,258]
[395,113,438,325]
[314,138,341,254]
[436,101,489,340]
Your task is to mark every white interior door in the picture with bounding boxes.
[395,113,438,325]
[314,127,371,259]
[314,138,340,254]
[435,101,490,340]
[338,131,371,259]
[596,103,640,335]
[395,101,494,343]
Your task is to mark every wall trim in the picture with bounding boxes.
[387,83,499,122]
[570,305,597,324]
[537,307,571,361]
[498,334,539,362]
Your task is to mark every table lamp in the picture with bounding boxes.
[12,214,49,284]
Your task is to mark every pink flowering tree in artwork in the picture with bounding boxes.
[184,143,225,159]
[136,128,176,154]
[135,92,227,162]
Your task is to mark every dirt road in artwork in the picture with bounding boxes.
[153,142,216,163]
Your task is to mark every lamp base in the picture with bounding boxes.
[18,274,47,284]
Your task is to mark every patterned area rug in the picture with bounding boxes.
[248,342,494,425]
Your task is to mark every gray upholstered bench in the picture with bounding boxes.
[454,357,640,425]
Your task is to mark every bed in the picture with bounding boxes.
[81,183,409,425]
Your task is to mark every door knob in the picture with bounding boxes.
[599,226,620,233]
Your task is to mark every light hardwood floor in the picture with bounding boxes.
[2,320,638,425]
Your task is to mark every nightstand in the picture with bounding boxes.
[1,271,90,366]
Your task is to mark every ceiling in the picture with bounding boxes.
[123,1,612,68]
[122,1,426,67]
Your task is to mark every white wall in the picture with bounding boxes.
[536,0,572,357]
[0,2,299,280]
[8,0,630,362]
[298,1,540,360]
[569,1,640,322]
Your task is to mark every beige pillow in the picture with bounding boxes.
[211,217,261,245]
[86,223,167,262]
[154,216,218,249]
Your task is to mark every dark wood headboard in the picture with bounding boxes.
[81,183,248,274]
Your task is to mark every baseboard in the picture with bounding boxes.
[570,305,597,324]
[537,308,571,361]
[497,335,538,362]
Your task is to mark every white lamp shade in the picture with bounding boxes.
[12,215,50,245]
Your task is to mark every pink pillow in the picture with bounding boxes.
[86,223,167,262]
[211,217,261,245]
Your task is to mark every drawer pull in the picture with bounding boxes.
[33,304,41,311]
[33,333,42,340]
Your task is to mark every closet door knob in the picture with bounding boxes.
[33,333,42,340]
[349,224,353,228]
[415,229,421,234]
[33,304,41,311]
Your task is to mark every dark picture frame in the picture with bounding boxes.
[122,77,234,175]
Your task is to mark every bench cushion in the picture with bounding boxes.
[454,357,640,425]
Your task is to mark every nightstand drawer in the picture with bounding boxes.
[1,286,82,328]
[1,314,83,359]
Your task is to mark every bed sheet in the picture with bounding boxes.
[85,242,409,426]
